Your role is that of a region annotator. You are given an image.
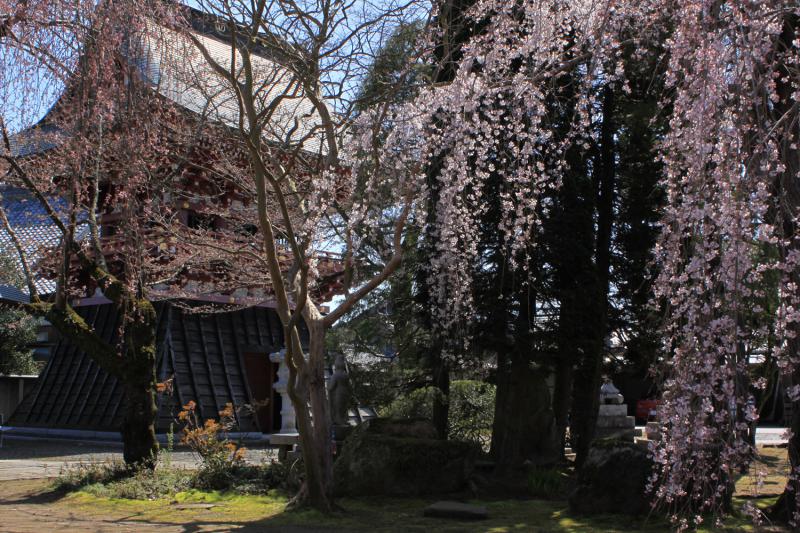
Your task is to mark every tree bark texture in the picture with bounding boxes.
[288,320,334,512]
[491,349,559,469]
[570,87,616,467]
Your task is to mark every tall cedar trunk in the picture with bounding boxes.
[491,349,559,469]
[120,299,159,468]
[571,87,616,467]
[551,165,593,460]
[491,279,559,468]
[289,321,333,511]
[770,12,800,524]
[553,265,585,456]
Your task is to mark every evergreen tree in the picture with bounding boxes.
[0,252,38,375]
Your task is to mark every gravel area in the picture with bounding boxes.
[0,437,278,480]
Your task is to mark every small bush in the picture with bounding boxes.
[382,380,495,448]
[54,461,193,500]
[84,468,194,500]
[55,457,294,500]
[213,459,299,494]
[53,402,296,500]
[178,401,247,490]
[528,467,567,499]
[54,460,129,492]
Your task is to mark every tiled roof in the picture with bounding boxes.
[0,284,29,303]
[7,123,63,158]
[8,9,325,159]
[0,186,85,295]
[142,17,325,154]
[9,302,282,433]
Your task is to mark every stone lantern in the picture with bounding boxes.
[596,378,635,442]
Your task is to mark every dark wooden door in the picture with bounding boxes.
[243,353,274,432]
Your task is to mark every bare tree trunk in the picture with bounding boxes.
[288,320,334,512]
[120,299,160,469]
[771,365,800,523]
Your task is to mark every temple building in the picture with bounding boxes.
[1,4,342,441]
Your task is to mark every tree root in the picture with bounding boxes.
[286,483,343,514]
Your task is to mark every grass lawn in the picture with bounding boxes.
[63,488,780,532]
[57,446,791,532]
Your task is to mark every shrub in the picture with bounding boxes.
[54,456,294,499]
[528,467,567,499]
[448,380,496,448]
[54,460,129,492]
[382,386,441,419]
[54,460,193,499]
[178,401,247,490]
[0,308,39,375]
[54,402,296,500]
[381,380,495,448]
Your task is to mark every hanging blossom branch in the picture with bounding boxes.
[349,0,656,334]
[648,0,800,529]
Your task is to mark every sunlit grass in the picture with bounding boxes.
[63,488,775,531]
[53,445,790,531]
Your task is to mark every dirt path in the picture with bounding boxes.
[0,479,336,532]
[0,479,184,532]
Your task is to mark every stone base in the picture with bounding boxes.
[269,432,300,446]
[569,441,653,516]
[598,404,628,417]
[596,403,635,442]
[269,432,300,462]
[596,415,635,429]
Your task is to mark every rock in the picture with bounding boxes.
[333,418,478,496]
[568,440,653,516]
[171,503,216,510]
[423,501,488,520]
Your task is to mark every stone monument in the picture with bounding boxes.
[328,352,352,442]
[595,378,635,442]
[268,349,300,460]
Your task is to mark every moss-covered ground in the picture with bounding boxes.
[0,446,789,532]
[50,446,787,532]
[61,488,783,532]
